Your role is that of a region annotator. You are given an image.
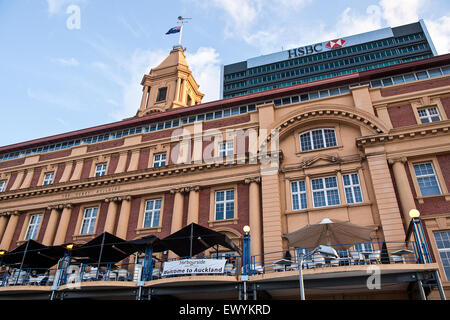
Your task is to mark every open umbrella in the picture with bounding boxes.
[71,232,136,265]
[127,235,167,253]
[1,240,66,269]
[162,223,241,257]
[284,218,375,250]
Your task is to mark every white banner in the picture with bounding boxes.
[161,259,227,277]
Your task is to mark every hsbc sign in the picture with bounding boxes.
[287,38,347,59]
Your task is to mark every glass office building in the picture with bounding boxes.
[221,20,437,99]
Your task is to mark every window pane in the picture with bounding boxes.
[311,130,324,149]
[300,132,312,151]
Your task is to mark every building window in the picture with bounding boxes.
[418,107,441,123]
[43,172,54,186]
[215,189,235,220]
[291,180,307,210]
[95,163,107,177]
[0,180,6,192]
[156,87,167,102]
[80,207,98,235]
[311,176,340,208]
[153,153,167,168]
[25,214,42,240]
[143,199,162,228]
[434,231,450,280]
[343,173,363,204]
[219,141,234,157]
[299,128,337,152]
[413,162,441,196]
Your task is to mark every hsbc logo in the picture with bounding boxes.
[326,39,347,49]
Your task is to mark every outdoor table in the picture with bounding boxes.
[391,249,414,264]
[359,251,373,264]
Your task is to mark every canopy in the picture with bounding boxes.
[127,234,167,253]
[1,240,66,269]
[71,232,137,264]
[161,223,241,257]
[284,218,375,251]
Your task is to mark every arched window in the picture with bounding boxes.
[299,128,337,151]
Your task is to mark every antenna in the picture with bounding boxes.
[174,16,192,49]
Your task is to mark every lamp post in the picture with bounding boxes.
[0,250,5,286]
[242,225,251,300]
[408,209,431,264]
[51,243,74,300]
[296,245,339,300]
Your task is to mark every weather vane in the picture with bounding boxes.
[166,16,192,50]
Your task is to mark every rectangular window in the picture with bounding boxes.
[434,231,450,280]
[418,107,441,123]
[343,173,363,204]
[143,199,162,228]
[156,87,167,102]
[153,153,167,168]
[0,180,6,192]
[95,163,107,177]
[311,176,340,208]
[25,214,42,240]
[300,128,337,152]
[291,180,307,210]
[219,141,234,157]
[215,189,235,220]
[413,162,441,196]
[43,172,54,185]
[80,207,98,235]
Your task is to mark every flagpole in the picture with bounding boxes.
[178,24,183,48]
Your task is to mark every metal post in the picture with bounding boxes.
[434,270,447,300]
[296,249,305,300]
[243,281,247,301]
[417,273,427,300]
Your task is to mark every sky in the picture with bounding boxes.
[0,0,449,147]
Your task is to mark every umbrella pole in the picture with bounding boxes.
[189,224,193,258]
[18,240,30,285]
[97,233,106,279]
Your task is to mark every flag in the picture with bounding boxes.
[166,26,181,35]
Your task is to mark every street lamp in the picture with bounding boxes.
[296,245,339,300]
[409,209,420,218]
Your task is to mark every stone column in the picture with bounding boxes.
[186,186,200,225]
[59,161,74,183]
[127,149,140,172]
[104,198,119,234]
[139,85,149,111]
[53,205,73,245]
[116,196,132,240]
[0,213,10,245]
[20,169,34,189]
[366,151,406,249]
[245,177,262,259]
[336,170,346,204]
[170,188,185,233]
[42,207,61,246]
[0,212,19,250]
[389,157,417,226]
[70,160,84,181]
[115,152,129,174]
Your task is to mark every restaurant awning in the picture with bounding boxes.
[127,235,167,253]
[1,240,66,269]
[71,232,137,264]
[161,223,242,257]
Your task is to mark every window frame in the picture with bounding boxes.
[42,172,54,186]
[153,153,167,168]
[417,106,442,123]
[0,179,6,192]
[311,176,341,208]
[433,231,450,281]
[80,207,99,235]
[95,163,107,177]
[218,141,234,157]
[142,198,162,229]
[299,128,338,152]
[291,180,307,210]
[214,189,235,221]
[343,173,364,204]
[156,87,168,102]
[413,162,442,197]
[25,214,43,240]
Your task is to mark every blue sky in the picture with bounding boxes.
[0,0,449,147]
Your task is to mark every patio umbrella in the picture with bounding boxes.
[284,218,375,250]
[1,240,65,269]
[71,232,136,265]
[161,223,241,258]
[127,235,167,253]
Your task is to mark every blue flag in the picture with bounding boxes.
[166,26,181,35]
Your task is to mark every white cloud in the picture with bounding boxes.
[53,57,80,66]
[425,16,450,55]
[379,0,423,26]
[186,47,221,102]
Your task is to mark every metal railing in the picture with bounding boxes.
[0,267,58,287]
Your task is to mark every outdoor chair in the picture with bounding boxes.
[224,263,234,276]
[350,251,363,265]
[272,263,284,272]
[312,254,325,268]
[117,269,129,281]
[104,270,117,281]
[330,259,340,267]
[368,250,381,264]
[152,268,161,279]
[7,270,27,286]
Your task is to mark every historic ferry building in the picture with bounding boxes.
[0,21,449,300]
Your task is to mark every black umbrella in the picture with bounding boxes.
[1,240,65,269]
[127,235,167,253]
[161,223,241,258]
[71,232,136,265]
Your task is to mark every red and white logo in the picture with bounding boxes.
[326,39,346,49]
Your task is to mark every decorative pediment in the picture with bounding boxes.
[299,154,341,168]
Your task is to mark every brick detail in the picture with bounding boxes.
[30,167,42,187]
[36,209,50,243]
[54,164,65,184]
[87,139,124,153]
[387,104,417,128]
[39,149,71,162]
[437,154,450,191]
[441,96,450,121]
[65,205,80,244]
[203,114,250,130]
[198,188,210,227]
[142,129,175,142]
[367,154,405,246]
[107,153,120,175]
[80,158,93,180]
[138,148,150,170]
[381,77,450,97]
[10,213,27,250]
[0,158,25,169]
[5,172,18,191]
